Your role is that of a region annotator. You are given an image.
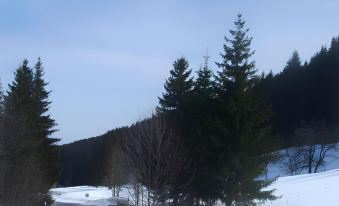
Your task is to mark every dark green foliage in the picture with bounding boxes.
[32,58,57,137]
[194,55,214,96]
[0,59,59,205]
[157,57,196,203]
[160,57,227,204]
[5,60,34,116]
[215,15,256,94]
[184,55,222,204]
[154,15,278,205]
[0,80,4,116]
[214,14,277,205]
[259,36,339,147]
[1,60,42,206]
[270,51,306,137]
[157,57,194,119]
[0,81,4,128]
[32,59,60,186]
[283,50,302,72]
[308,37,339,126]
[59,127,129,186]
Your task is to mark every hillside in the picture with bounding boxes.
[263,169,339,206]
[59,127,127,186]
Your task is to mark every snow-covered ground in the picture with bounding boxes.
[50,186,129,205]
[51,168,339,206]
[263,168,339,206]
[266,143,339,179]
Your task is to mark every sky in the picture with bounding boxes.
[0,0,339,144]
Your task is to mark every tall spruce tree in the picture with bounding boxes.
[157,57,194,203]
[32,58,60,193]
[1,59,59,205]
[2,60,39,206]
[32,58,57,138]
[187,55,224,204]
[157,57,193,119]
[215,14,277,205]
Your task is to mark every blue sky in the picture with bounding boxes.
[0,0,339,144]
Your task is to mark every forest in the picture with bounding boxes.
[1,14,339,206]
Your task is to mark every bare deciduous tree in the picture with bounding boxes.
[103,142,127,197]
[122,116,190,205]
[281,147,303,175]
[282,120,339,175]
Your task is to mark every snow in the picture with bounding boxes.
[51,168,339,206]
[51,169,339,206]
[265,143,339,178]
[50,186,129,205]
[263,169,339,206]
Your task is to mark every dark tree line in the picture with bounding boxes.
[259,37,339,146]
[0,59,59,206]
[59,127,129,187]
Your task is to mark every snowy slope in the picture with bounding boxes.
[51,169,339,206]
[266,143,339,179]
[263,169,339,206]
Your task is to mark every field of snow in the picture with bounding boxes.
[263,169,339,206]
[50,186,129,205]
[51,168,339,206]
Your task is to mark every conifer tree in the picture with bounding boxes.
[0,79,3,117]
[157,57,193,119]
[283,50,302,71]
[32,58,60,194]
[6,59,34,116]
[187,55,223,204]
[194,55,214,96]
[2,60,40,205]
[1,59,58,205]
[157,57,194,203]
[215,14,277,205]
[32,58,57,138]
[272,50,305,135]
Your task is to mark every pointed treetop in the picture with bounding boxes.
[157,57,193,115]
[216,14,256,92]
[284,50,302,71]
[7,59,34,109]
[331,36,339,48]
[195,54,213,93]
[234,14,246,31]
[34,58,43,74]
[203,49,210,70]
[34,57,48,89]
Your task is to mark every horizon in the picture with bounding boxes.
[1,0,339,144]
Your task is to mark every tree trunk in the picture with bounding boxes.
[225,198,233,206]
